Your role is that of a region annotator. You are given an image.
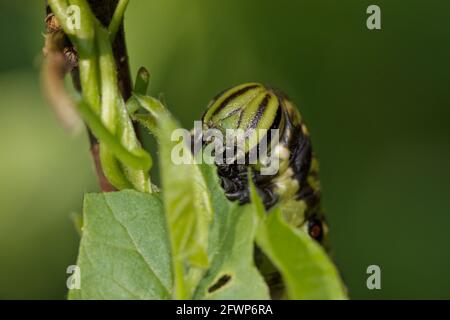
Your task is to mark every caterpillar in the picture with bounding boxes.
[201,83,328,244]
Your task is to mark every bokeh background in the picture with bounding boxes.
[0,0,449,299]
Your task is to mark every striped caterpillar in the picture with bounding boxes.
[201,83,328,244]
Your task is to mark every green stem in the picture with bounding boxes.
[108,0,130,41]
[78,58,101,114]
[96,24,120,133]
[49,0,101,113]
[77,99,152,170]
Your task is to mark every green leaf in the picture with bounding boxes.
[193,204,270,300]
[192,164,270,300]
[68,190,172,300]
[159,117,211,268]
[134,95,212,299]
[250,183,347,300]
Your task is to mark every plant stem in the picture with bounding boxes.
[45,0,135,191]
[77,100,151,170]
[108,0,129,41]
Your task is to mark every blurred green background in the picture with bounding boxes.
[0,0,449,299]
